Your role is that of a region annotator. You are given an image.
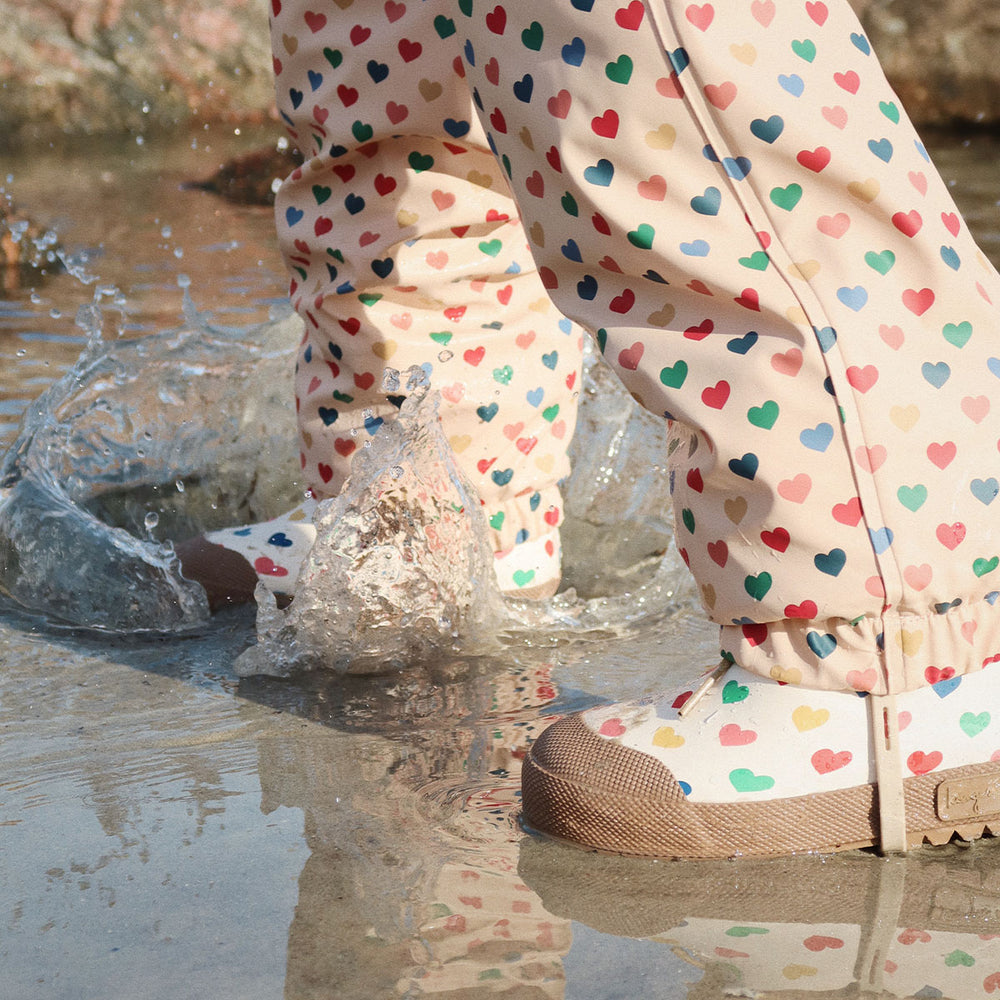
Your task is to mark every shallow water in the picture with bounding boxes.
[3,130,1000,998]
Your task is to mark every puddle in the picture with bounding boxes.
[2,130,1000,998]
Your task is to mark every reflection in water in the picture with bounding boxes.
[244,656,572,998]
[522,838,1000,999]
[241,651,1000,999]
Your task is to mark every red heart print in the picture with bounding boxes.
[927,442,956,469]
[707,540,729,567]
[761,527,790,552]
[797,147,831,172]
[803,935,844,952]
[618,342,644,370]
[906,750,943,776]
[784,600,818,619]
[936,522,966,549]
[892,210,922,237]
[811,748,852,774]
[599,718,626,737]
[254,556,289,577]
[719,724,757,746]
[832,497,863,526]
[615,1,645,30]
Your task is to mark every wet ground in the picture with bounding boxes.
[2,129,1000,999]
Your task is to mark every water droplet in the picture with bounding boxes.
[144,511,159,531]
[175,479,185,493]
[161,225,172,239]
[49,308,61,319]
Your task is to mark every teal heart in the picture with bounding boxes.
[879,100,900,123]
[942,321,972,347]
[739,250,769,271]
[583,158,614,186]
[691,186,721,216]
[791,38,816,62]
[959,712,990,737]
[660,361,688,388]
[627,223,655,250]
[750,115,784,143]
[970,478,998,505]
[681,508,695,533]
[814,548,846,576]
[769,183,802,211]
[747,400,779,429]
[974,556,999,577]
[729,768,775,793]
[744,572,772,600]
[722,679,750,703]
[897,484,928,511]
[864,249,895,274]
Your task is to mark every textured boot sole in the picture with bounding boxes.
[521,714,1000,859]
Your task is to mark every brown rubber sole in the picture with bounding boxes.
[521,713,1000,859]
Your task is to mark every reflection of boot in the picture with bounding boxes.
[405,853,570,999]
[523,662,1000,858]
[248,658,570,999]
[519,837,1000,999]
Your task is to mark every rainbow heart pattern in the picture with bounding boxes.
[270,0,1000,687]
[585,661,1000,804]
[669,914,1000,996]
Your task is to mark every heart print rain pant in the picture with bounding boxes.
[265,0,1000,695]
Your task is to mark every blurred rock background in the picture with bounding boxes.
[1,0,999,144]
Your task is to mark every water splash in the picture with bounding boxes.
[236,383,508,676]
[0,291,690,653]
[0,306,302,632]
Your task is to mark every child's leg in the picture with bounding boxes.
[452,0,1000,853]
[264,0,583,600]
[459,0,1000,694]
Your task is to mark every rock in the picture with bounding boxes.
[183,143,303,206]
[853,0,1000,128]
[0,0,276,142]
[1,1,999,140]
